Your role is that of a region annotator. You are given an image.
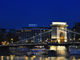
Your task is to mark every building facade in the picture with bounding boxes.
[21,27,51,43]
[72,23,80,42]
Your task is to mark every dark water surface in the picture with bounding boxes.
[0,46,80,60]
[0,55,80,60]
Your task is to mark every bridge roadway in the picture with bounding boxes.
[0,42,80,47]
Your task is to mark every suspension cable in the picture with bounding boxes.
[13,29,52,44]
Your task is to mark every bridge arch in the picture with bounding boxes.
[51,22,68,43]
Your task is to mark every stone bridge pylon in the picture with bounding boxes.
[51,22,68,43]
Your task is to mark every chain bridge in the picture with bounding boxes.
[0,22,80,56]
[1,22,80,47]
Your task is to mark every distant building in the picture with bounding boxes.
[72,23,80,42]
[21,27,51,43]
[0,28,20,45]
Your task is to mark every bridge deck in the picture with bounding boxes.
[0,42,80,47]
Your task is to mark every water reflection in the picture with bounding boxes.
[7,56,9,60]
[25,56,28,60]
[1,45,80,60]
[1,55,80,60]
[10,55,14,60]
[1,56,3,60]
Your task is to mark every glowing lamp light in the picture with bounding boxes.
[25,56,28,60]
[50,46,56,51]
[52,22,67,25]
[11,38,14,41]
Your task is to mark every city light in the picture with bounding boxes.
[0,22,80,60]
[50,46,56,51]
[52,22,67,25]
[0,0,80,59]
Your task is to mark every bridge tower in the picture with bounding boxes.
[51,22,68,43]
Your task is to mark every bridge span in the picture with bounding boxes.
[0,42,80,47]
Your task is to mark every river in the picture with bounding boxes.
[0,46,80,60]
[0,55,80,60]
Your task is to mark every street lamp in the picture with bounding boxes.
[11,38,14,43]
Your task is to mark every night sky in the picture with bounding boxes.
[0,0,80,29]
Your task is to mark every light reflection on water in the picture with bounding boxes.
[0,55,80,60]
[1,46,80,60]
